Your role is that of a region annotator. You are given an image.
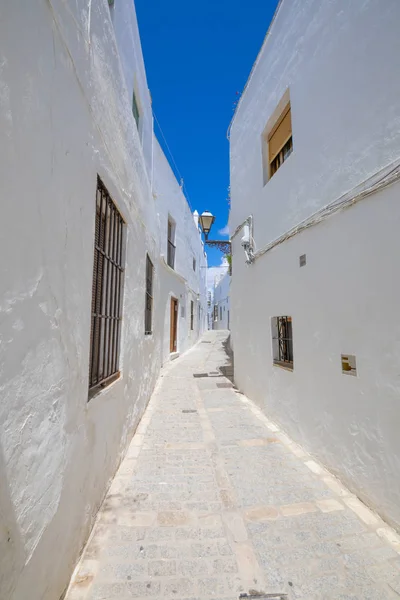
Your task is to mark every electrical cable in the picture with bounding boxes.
[153,110,194,212]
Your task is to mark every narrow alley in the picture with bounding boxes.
[66,332,400,600]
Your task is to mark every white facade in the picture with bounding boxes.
[153,138,208,360]
[213,273,231,330]
[229,0,400,531]
[0,1,206,598]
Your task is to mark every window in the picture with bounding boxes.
[264,102,293,181]
[167,218,176,269]
[220,306,222,321]
[193,257,196,271]
[214,305,218,321]
[342,354,357,376]
[132,89,140,129]
[272,316,293,370]
[145,254,153,335]
[89,177,125,393]
[190,300,194,330]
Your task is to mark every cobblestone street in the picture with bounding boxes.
[66,331,400,600]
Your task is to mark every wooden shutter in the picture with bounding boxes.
[268,106,292,163]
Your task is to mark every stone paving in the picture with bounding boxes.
[66,331,400,600]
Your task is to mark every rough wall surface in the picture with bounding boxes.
[230,0,400,249]
[0,1,206,598]
[229,0,400,531]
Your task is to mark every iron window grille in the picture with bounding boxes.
[89,177,125,394]
[214,305,218,321]
[190,300,194,330]
[270,136,293,176]
[167,219,176,269]
[145,254,153,335]
[272,316,293,369]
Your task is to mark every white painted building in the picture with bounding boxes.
[229,0,400,531]
[213,272,231,330]
[0,1,206,598]
[153,139,208,359]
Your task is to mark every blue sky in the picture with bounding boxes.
[135,0,279,267]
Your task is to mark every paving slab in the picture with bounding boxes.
[66,331,400,600]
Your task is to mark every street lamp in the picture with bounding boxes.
[199,211,216,240]
[198,210,231,273]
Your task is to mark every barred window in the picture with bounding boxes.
[132,89,140,129]
[167,218,176,269]
[89,177,125,394]
[262,99,293,184]
[272,316,293,370]
[190,300,194,330]
[145,254,153,335]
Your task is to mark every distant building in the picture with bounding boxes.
[229,0,400,530]
[213,272,230,330]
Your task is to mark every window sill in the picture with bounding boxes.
[273,361,293,372]
[88,372,121,401]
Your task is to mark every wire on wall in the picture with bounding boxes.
[232,157,400,265]
[153,110,194,213]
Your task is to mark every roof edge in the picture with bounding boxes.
[227,0,285,139]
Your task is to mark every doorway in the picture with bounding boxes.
[170,297,178,353]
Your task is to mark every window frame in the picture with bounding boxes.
[167,217,176,269]
[267,104,292,179]
[272,316,294,371]
[89,177,125,396]
[262,94,293,185]
[145,254,154,336]
[190,300,194,331]
[132,88,140,130]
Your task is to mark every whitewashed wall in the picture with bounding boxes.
[230,0,400,250]
[0,1,206,598]
[153,138,208,363]
[213,273,231,330]
[229,0,400,530]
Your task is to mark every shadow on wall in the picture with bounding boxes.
[219,334,234,384]
[0,443,25,599]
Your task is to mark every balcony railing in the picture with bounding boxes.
[167,240,176,269]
